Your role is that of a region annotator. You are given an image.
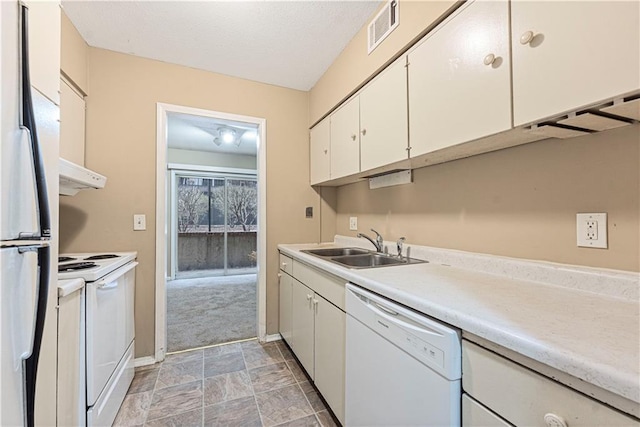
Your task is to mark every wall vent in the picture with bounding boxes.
[367,0,399,55]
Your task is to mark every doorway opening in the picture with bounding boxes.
[155,104,267,358]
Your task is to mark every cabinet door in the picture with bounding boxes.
[24,0,61,105]
[60,79,86,166]
[309,117,330,185]
[278,272,293,345]
[359,58,408,171]
[462,394,510,427]
[314,296,345,425]
[291,279,314,379]
[409,0,511,156]
[330,97,360,179]
[512,1,640,126]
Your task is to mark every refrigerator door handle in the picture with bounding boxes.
[19,3,51,241]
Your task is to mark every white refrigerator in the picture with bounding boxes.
[1,2,59,426]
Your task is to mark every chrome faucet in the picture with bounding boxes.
[396,237,406,259]
[357,228,384,253]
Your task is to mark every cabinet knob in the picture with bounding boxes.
[281,262,287,268]
[520,30,535,45]
[323,149,328,154]
[361,129,367,136]
[544,413,568,427]
[351,134,357,141]
[483,53,496,66]
[306,294,313,302]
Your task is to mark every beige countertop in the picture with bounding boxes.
[278,238,640,416]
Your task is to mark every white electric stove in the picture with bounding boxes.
[58,252,137,282]
[58,251,138,427]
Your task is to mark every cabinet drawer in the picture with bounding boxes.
[292,260,345,311]
[462,394,511,427]
[462,340,638,426]
[279,253,293,275]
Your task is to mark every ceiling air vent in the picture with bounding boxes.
[368,0,399,55]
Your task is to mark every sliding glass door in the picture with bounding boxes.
[172,172,257,278]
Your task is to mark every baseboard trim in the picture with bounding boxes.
[134,356,156,368]
[265,333,282,343]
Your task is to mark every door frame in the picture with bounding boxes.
[155,102,267,362]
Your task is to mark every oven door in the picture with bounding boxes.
[85,261,137,406]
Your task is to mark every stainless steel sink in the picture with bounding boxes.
[302,247,370,257]
[330,253,426,269]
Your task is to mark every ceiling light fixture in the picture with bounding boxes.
[213,127,242,147]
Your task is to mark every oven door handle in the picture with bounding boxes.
[95,261,138,289]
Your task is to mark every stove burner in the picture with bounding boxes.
[58,262,97,272]
[59,256,76,263]
[84,254,120,261]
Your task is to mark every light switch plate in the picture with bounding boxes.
[577,213,607,248]
[349,217,358,231]
[134,214,146,231]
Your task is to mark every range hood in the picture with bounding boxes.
[59,158,107,196]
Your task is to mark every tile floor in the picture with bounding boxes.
[113,339,340,427]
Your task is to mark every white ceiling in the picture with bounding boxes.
[167,113,259,155]
[61,1,381,91]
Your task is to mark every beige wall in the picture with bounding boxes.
[59,48,319,358]
[309,0,457,124]
[335,125,640,272]
[167,148,257,170]
[60,10,88,93]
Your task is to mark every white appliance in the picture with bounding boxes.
[1,3,59,426]
[58,252,137,427]
[57,277,86,427]
[59,158,107,196]
[345,284,462,426]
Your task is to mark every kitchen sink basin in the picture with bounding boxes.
[331,253,427,269]
[302,247,370,257]
[301,247,427,269]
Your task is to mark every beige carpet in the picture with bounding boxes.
[167,274,257,352]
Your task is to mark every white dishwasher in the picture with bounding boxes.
[345,284,461,426]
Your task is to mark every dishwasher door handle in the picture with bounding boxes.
[373,302,398,316]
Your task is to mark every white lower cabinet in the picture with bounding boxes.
[462,340,638,427]
[279,253,346,425]
[290,279,315,379]
[463,394,511,427]
[278,271,293,344]
[313,295,345,423]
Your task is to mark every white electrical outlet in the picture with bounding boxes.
[134,214,146,231]
[349,217,358,231]
[577,213,607,248]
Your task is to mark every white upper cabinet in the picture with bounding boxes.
[511,1,640,126]
[24,0,61,105]
[309,117,330,185]
[408,0,511,157]
[60,79,85,166]
[359,58,409,171]
[330,96,360,180]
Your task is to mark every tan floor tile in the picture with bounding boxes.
[315,410,338,427]
[112,391,151,426]
[203,396,262,427]
[249,362,296,393]
[274,415,321,427]
[243,343,284,369]
[297,381,314,394]
[285,359,309,383]
[147,380,203,421]
[164,349,204,365]
[204,370,253,406]
[255,385,314,427]
[156,359,203,390]
[144,407,203,427]
[128,367,159,394]
[204,352,246,378]
[204,342,242,358]
[304,390,327,413]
